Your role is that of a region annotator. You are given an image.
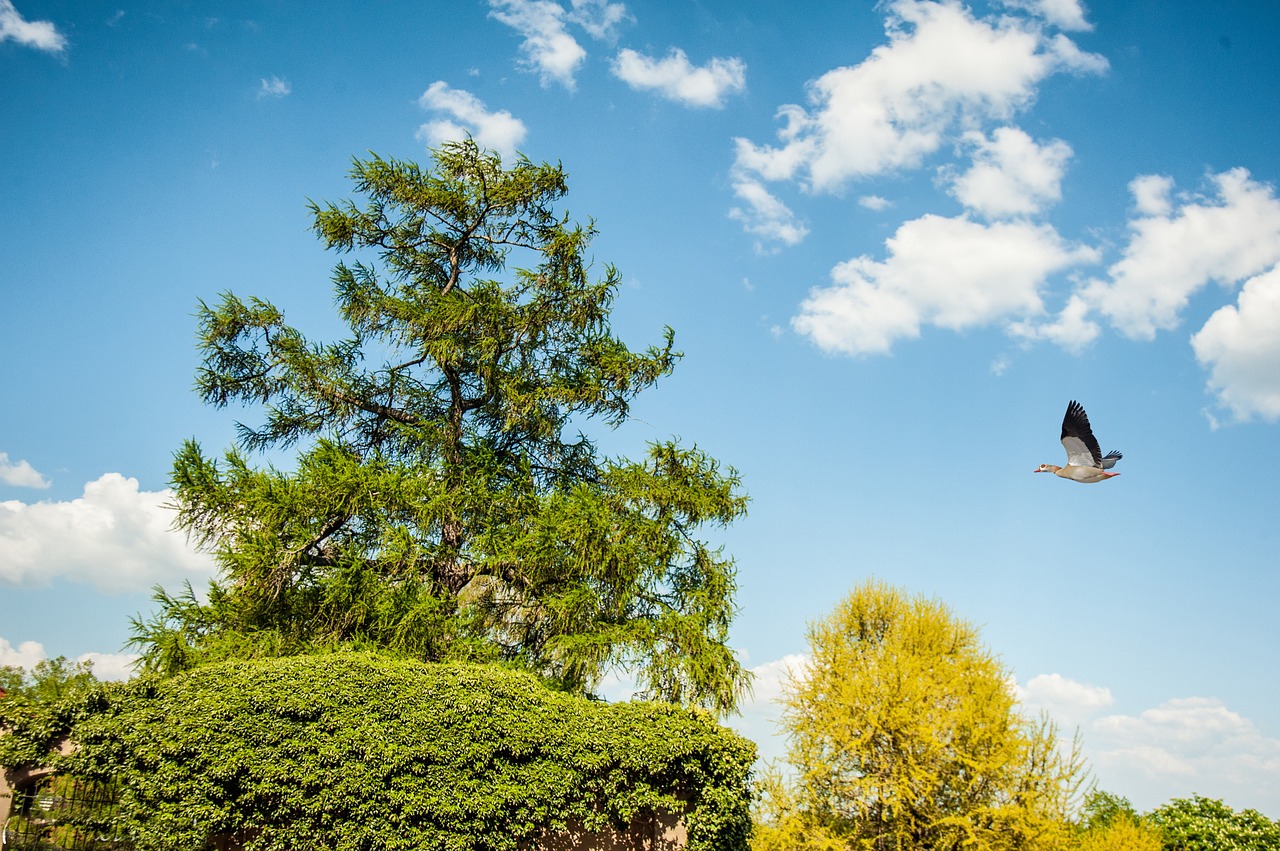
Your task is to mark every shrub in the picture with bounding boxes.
[58,654,754,851]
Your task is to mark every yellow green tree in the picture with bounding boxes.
[1070,791,1162,851]
[754,580,1086,851]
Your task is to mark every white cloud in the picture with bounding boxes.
[0,636,46,669]
[1012,676,1280,813]
[488,0,587,89]
[792,214,1097,355]
[728,178,809,250]
[257,76,291,98]
[998,0,1093,32]
[730,0,1107,224]
[0,452,50,489]
[1083,168,1280,340]
[1090,697,1280,813]
[0,637,138,681]
[1016,672,1114,728]
[78,650,140,681]
[947,127,1073,218]
[859,194,892,211]
[1130,173,1175,218]
[1008,292,1100,351]
[565,0,629,40]
[417,82,528,161]
[0,472,217,593]
[0,0,66,53]
[1191,266,1280,422]
[612,47,746,108]
[725,654,808,766]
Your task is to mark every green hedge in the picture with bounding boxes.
[58,654,754,850]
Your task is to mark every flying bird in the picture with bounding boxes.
[1035,400,1122,483]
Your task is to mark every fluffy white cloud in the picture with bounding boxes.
[947,127,1073,218]
[488,0,587,89]
[1083,168,1280,340]
[0,636,46,669]
[1007,292,1100,351]
[1191,266,1280,422]
[612,47,745,108]
[0,451,50,489]
[1016,672,1114,727]
[859,195,892,211]
[0,636,138,681]
[1091,698,1280,813]
[731,0,1106,219]
[998,0,1093,31]
[1130,173,1175,218]
[0,0,66,53]
[78,650,140,681]
[257,76,291,98]
[417,82,528,160]
[0,472,217,593]
[728,178,809,250]
[792,214,1097,355]
[1014,675,1280,813]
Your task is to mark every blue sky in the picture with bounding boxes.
[3,0,1279,816]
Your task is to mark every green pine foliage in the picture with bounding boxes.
[133,140,749,714]
[57,654,755,851]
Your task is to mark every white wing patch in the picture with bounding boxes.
[1061,435,1097,468]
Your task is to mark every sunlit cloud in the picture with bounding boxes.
[946,127,1073,218]
[1017,673,1280,813]
[792,214,1097,355]
[0,0,67,53]
[1191,266,1280,423]
[0,472,217,593]
[730,0,1106,236]
[0,452,50,489]
[488,0,587,89]
[998,0,1094,32]
[612,47,746,108]
[728,178,809,251]
[1091,697,1280,813]
[417,81,528,160]
[1082,169,1280,341]
[0,636,138,681]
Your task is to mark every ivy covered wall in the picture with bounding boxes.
[54,654,754,851]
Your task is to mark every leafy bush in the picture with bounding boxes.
[57,654,754,851]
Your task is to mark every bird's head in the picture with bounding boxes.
[1034,464,1061,474]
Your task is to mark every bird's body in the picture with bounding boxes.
[1035,401,1122,484]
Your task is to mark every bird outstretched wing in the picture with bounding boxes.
[1060,400,1104,468]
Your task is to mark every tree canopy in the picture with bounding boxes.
[754,580,1086,851]
[132,140,749,713]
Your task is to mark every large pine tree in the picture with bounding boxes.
[134,140,749,714]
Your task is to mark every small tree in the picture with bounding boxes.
[760,580,1085,850]
[133,140,749,713]
[1073,791,1162,851]
[0,657,99,768]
